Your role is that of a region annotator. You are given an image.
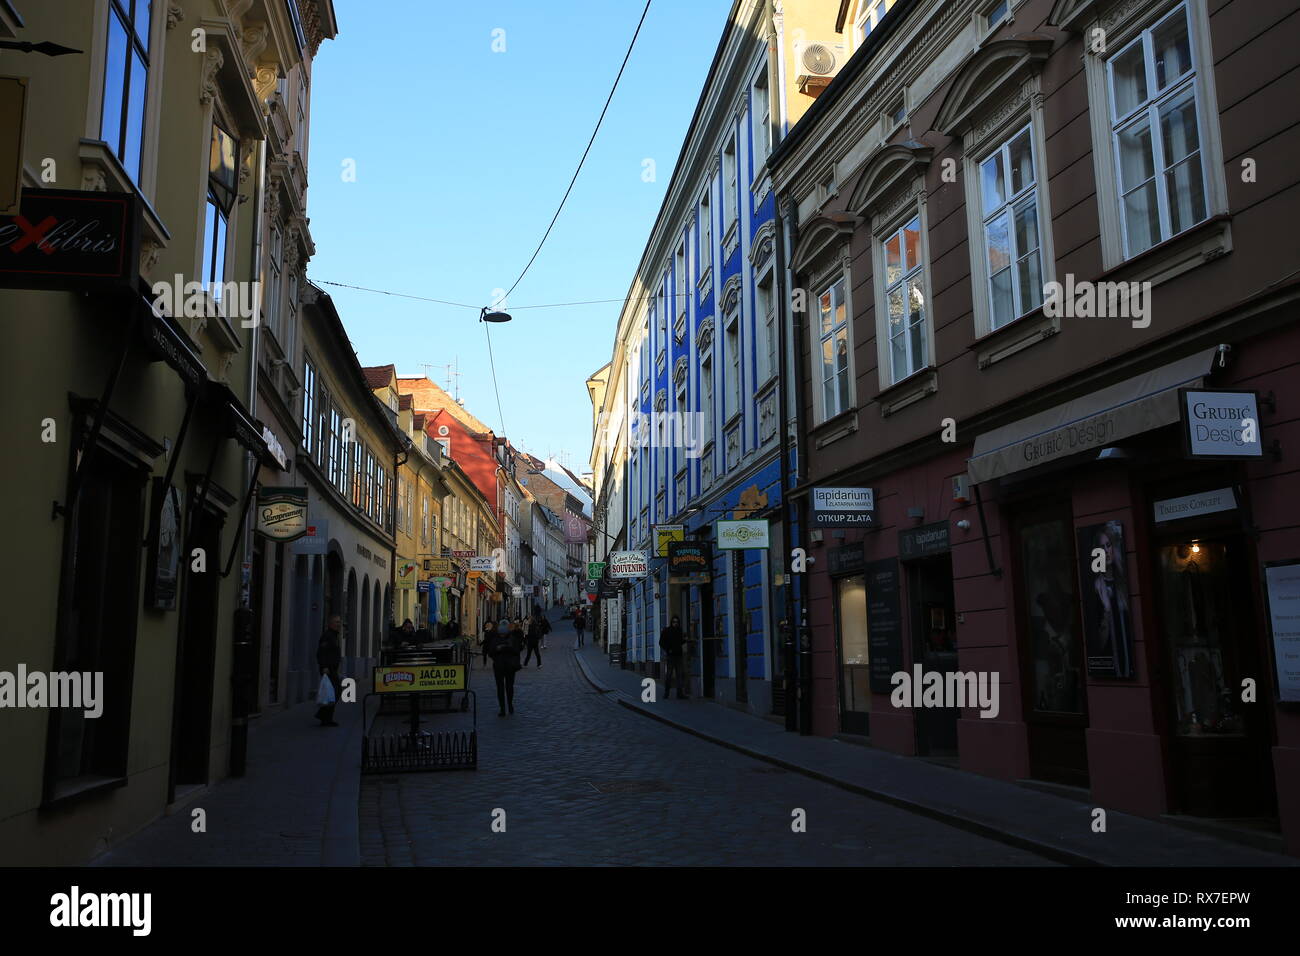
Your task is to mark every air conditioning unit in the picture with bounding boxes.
[795,39,847,94]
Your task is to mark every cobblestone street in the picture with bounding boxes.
[358,635,1052,866]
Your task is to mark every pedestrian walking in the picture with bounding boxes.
[480,619,494,668]
[573,607,586,647]
[523,614,543,668]
[485,622,524,716]
[315,614,344,726]
[659,615,688,699]
[540,612,552,649]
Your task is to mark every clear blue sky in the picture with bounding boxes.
[304,0,732,473]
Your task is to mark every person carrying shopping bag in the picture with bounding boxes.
[315,614,343,726]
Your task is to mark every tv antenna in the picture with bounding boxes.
[420,359,461,402]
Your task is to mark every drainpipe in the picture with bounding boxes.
[782,199,814,736]
[773,192,797,733]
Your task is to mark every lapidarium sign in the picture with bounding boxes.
[256,487,308,541]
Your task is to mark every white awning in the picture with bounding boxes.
[967,348,1218,484]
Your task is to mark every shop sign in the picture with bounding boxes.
[0,188,139,289]
[395,559,419,589]
[1153,487,1237,524]
[373,664,466,694]
[451,549,475,559]
[587,561,606,579]
[667,541,712,583]
[827,542,865,575]
[256,487,308,541]
[426,557,453,576]
[865,558,905,694]
[1181,389,1263,459]
[261,425,289,471]
[898,521,950,560]
[654,524,685,556]
[717,519,769,550]
[1263,560,1300,703]
[470,556,497,573]
[417,580,432,594]
[512,586,523,597]
[292,519,328,555]
[609,550,649,578]
[812,487,876,527]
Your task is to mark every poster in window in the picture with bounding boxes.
[145,479,182,611]
[1076,520,1136,678]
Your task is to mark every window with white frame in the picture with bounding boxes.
[1108,3,1207,259]
[701,353,714,448]
[817,278,851,419]
[302,360,316,454]
[723,136,737,230]
[880,215,929,384]
[675,244,687,320]
[757,274,776,383]
[329,408,342,487]
[700,191,712,273]
[854,0,896,46]
[982,0,1010,32]
[725,310,741,420]
[979,124,1044,329]
[100,0,154,184]
[753,66,771,160]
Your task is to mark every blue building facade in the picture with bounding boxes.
[620,0,810,715]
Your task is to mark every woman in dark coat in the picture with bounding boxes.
[480,620,494,668]
[316,614,343,726]
[485,621,524,716]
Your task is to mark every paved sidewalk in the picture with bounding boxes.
[92,695,362,867]
[573,643,1294,867]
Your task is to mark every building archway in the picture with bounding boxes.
[346,567,359,661]
[360,575,371,662]
[372,579,382,656]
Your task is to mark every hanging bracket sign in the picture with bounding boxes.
[256,487,308,541]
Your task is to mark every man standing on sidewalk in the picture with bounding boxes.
[659,615,687,699]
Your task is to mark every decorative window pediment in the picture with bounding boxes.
[749,220,776,268]
[654,388,667,412]
[672,355,689,387]
[846,142,933,220]
[790,214,854,276]
[695,315,715,351]
[720,274,743,316]
[933,37,1053,139]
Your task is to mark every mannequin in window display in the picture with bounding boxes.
[1089,524,1132,677]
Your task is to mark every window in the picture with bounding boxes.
[757,274,776,383]
[100,0,153,183]
[700,354,714,449]
[364,447,375,515]
[302,360,316,454]
[881,216,928,384]
[983,0,1010,31]
[854,0,896,46]
[723,136,737,229]
[675,244,687,320]
[202,120,239,300]
[725,312,741,419]
[819,169,836,205]
[1108,3,1207,258]
[315,386,329,470]
[47,432,145,798]
[295,74,308,157]
[700,192,712,273]
[266,222,283,338]
[886,95,907,129]
[753,67,771,159]
[328,408,342,487]
[817,279,851,418]
[979,124,1043,329]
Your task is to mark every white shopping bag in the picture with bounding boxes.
[317,673,336,706]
